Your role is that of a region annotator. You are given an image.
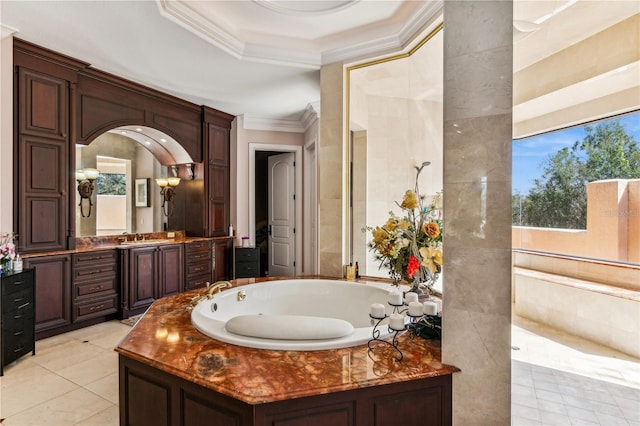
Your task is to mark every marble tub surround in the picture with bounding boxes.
[116,280,459,405]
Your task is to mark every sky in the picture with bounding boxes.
[512,111,640,195]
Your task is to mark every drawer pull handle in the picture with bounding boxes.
[17,302,30,309]
[14,330,24,336]
[13,280,24,286]
[13,346,25,353]
[14,314,24,319]
[89,286,105,291]
[89,304,105,311]
[13,297,24,303]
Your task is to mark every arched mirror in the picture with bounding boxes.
[347,23,444,293]
[75,125,194,237]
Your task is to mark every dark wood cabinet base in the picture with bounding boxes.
[119,355,452,426]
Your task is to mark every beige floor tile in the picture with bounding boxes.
[56,350,119,386]
[66,321,130,343]
[74,404,119,426]
[0,365,79,418]
[30,340,106,373]
[2,387,112,425]
[85,372,119,405]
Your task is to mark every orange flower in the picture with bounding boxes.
[383,218,397,231]
[397,219,410,229]
[423,221,440,239]
[401,190,418,209]
[372,227,387,246]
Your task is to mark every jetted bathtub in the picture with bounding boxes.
[190,279,396,350]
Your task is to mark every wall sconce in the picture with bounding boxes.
[185,163,195,180]
[76,168,100,218]
[156,176,180,217]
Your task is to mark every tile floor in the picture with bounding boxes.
[0,320,128,425]
[0,316,638,425]
[512,314,640,425]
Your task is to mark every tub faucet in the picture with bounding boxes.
[205,281,232,299]
[187,280,232,310]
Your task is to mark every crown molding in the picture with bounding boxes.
[1,24,19,39]
[157,0,442,68]
[242,103,319,133]
[323,1,443,64]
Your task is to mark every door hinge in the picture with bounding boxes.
[293,261,296,267]
[293,194,296,200]
[293,161,296,167]
[293,227,296,234]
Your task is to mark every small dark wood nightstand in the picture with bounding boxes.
[1,269,35,375]
[234,247,260,278]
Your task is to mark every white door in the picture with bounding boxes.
[268,152,295,276]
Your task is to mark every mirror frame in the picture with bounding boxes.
[343,22,444,269]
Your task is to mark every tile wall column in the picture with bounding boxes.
[442,1,513,424]
[318,62,345,277]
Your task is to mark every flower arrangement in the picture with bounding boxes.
[363,163,443,294]
[1,232,16,270]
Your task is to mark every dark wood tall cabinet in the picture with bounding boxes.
[203,107,233,237]
[15,67,74,253]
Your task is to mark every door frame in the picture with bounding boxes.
[248,143,302,275]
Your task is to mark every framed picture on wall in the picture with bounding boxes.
[135,178,150,207]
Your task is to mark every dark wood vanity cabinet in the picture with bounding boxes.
[72,250,119,323]
[23,254,72,339]
[1,269,36,376]
[185,240,212,290]
[122,244,184,317]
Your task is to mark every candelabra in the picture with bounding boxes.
[368,292,439,361]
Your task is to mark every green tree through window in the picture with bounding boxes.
[513,116,640,229]
[96,173,127,196]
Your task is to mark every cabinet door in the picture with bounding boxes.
[158,244,184,298]
[213,240,232,282]
[16,68,70,253]
[205,123,229,236]
[128,247,157,311]
[18,68,68,139]
[207,164,229,236]
[23,255,71,335]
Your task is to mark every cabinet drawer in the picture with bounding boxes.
[186,251,211,263]
[187,261,212,276]
[185,274,211,291]
[74,276,118,299]
[73,294,118,322]
[1,272,33,297]
[187,241,211,254]
[2,287,34,314]
[235,247,259,262]
[73,250,117,267]
[73,263,118,282]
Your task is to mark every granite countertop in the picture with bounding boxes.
[115,279,459,405]
[21,234,232,258]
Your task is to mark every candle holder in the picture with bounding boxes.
[367,313,405,361]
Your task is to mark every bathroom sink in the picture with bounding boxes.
[119,239,172,246]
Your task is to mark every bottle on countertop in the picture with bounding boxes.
[229,224,234,237]
[355,261,360,279]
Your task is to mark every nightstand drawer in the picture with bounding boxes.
[2,287,34,314]
[235,247,259,262]
[1,273,32,297]
[235,262,260,278]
